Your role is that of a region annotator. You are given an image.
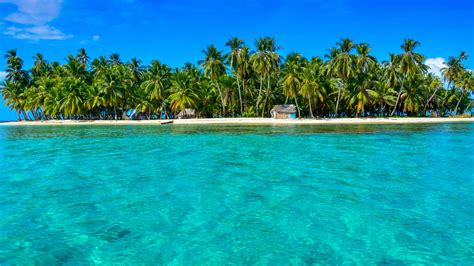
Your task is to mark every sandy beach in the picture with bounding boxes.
[1,117,473,126]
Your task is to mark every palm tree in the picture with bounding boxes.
[23,76,46,120]
[454,70,473,114]
[250,37,268,116]
[350,73,379,117]
[442,56,460,91]
[390,39,424,116]
[84,83,105,119]
[127,58,144,84]
[2,80,25,120]
[237,46,251,114]
[300,59,319,118]
[218,75,237,116]
[373,80,397,116]
[3,50,29,120]
[400,74,424,115]
[60,77,86,118]
[200,45,227,116]
[91,56,108,75]
[64,55,87,78]
[441,52,469,114]
[261,37,281,117]
[423,74,443,114]
[32,53,47,77]
[309,57,329,117]
[249,37,281,116]
[349,43,378,116]
[356,43,376,74]
[3,37,471,121]
[281,53,303,117]
[384,53,400,88]
[108,53,122,65]
[225,37,245,115]
[5,49,29,84]
[42,81,61,119]
[96,65,124,119]
[141,60,170,118]
[77,48,90,66]
[168,70,199,114]
[328,38,355,117]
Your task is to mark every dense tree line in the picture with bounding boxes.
[1,37,473,121]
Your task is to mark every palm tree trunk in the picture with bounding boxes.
[424,87,439,114]
[262,76,271,117]
[162,99,169,119]
[22,110,30,121]
[295,97,301,118]
[236,74,243,116]
[335,86,342,117]
[159,103,163,120]
[242,78,246,114]
[356,100,362,118]
[30,109,37,121]
[215,81,225,117]
[391,80,404,116]
[256,76,263,117]
[308,95,314,118]
[35,109,40,120]
[390,90,402,116]
[454,92,464,115]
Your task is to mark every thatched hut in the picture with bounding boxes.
[430,111,440,117]
[270,105,297,119]
[177,109,196,119]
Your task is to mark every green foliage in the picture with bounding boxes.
[2,39,473,121]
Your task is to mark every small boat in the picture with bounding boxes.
[161,120,174,125]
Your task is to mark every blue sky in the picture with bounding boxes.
[0,0,473,121]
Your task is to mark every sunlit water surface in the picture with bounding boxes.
[0,123,473,264]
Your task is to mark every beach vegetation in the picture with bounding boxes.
[1,38,473,120]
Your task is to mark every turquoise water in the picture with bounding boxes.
[0,123,473,264]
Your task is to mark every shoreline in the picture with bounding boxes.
[1,117,473,126]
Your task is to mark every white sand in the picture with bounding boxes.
[1,117,473,126]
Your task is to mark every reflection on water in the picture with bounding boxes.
[2,122,471,139]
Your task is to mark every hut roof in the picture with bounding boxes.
[271,104,297,113]
[178,109,195,115]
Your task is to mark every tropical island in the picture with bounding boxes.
[1,37,473,123]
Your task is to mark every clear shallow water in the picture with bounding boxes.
[0,123,473,264]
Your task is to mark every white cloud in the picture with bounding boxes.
[1,0,62,25]
[79,35,100,45]
[0,71,6,81]
[0,0,70,41]
[425,57,446,78]
[3,25,71,40]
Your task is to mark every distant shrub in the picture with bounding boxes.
[449,114,471,118]
[243,107,256,117]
